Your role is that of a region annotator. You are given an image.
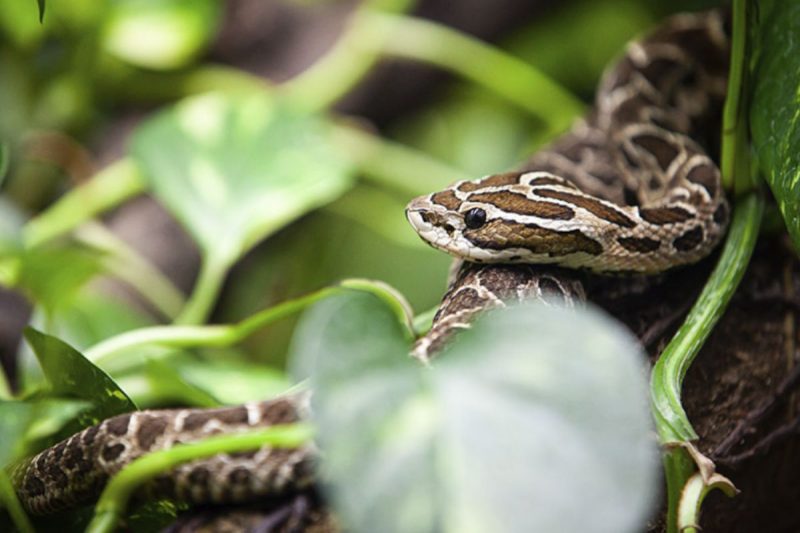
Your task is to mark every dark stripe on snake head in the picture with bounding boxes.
[457,172,522,192]
[431,190,461,210]
[468,191,575,220]
[638,206,694,225]
[673,226,704,252]
[465,219,603,256]
[526,175,577,188]
[617,236,661,253]
[533,188,636,228]
[631,133,680,171]
[686,163,718,198]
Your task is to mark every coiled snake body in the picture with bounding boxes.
[12,9,730,522]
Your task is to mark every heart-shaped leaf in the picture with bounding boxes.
[24,328,136,436]
[751,0,800,249]
[131,92,356,268]
[290,292,657,533]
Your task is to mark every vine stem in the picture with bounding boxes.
[650,2,758,531]
[88,279,416,368]
[75,223,185,319]
[22,158,146,249]
[85,423,314,533]
[280,0,417,112]
[174,254,230,325]
[367,12,586,133]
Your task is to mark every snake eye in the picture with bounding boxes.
[464,208,487,229]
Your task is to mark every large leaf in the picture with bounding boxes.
[131,92,356,267]
[751,0,800,249]
[290,292,657,533]
[24,328,136,433]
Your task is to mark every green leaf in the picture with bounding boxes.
[132,92,355,265]
[24,328,136,433]
[102,0,220,70]
[143,358,220,408]
[751,0,800,249]
[290,292,657,533]
[36,0,45,22]
[0,401,33,466]
[11,245,104,312]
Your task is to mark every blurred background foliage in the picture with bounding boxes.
[0,0,721,405]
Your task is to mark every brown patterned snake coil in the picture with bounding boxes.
[12,9,730,520]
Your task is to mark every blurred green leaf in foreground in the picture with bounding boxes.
[291,292,658,533]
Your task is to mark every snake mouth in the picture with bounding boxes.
[405,205,462,254]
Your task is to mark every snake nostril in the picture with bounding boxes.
[444,224,455,234]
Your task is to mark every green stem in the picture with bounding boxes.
[75,223,185,319]
[175,255,230,325]
[652,4,755,530]
[652,192,762,533]
[651,193,763,444]
[85,423,314,533]
[88,279,415,367]
[368,12,586,133]
[662,447,696,533]
[0,470,34,533]
[22,158,146,249]
[720,0,748,191]
[281,0,417,112]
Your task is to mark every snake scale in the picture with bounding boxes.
[11,8,730,525]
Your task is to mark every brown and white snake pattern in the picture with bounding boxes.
[11,8,730,523]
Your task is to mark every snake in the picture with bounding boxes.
[10,8,731,526]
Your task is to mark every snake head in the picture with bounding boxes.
[405,175,527,263]
[406,172,607,264]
